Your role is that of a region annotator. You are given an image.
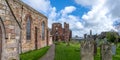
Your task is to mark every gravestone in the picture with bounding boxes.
[111,44,116,55]
[81,40,94,60]
[103,38,108,43]
[101,43,112,60]
[96,38,100,47]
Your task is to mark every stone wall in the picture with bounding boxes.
[64,22,70,41]
[6,0,48,52]
[52,23,63,41]
[52,22,72,41]
[0,0,49,60]
[0,0,20,60]
[47,29,53,46]
[5,0,47,52]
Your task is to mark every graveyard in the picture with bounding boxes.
[54,41,120,60]
[19,29,120,60]
[19,39,120,60]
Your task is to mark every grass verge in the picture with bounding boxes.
[54,42,80,60]
[113,48,120,60]
[20,46,50,60]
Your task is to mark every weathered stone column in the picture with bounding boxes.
[100,43,112,60]
[81,40,94,60]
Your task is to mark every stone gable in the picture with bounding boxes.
[0,0,51,60]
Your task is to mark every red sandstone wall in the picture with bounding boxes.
[7,0,48,52]
[52,22,71,41]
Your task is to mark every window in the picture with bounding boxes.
[26,17,31,40]
[56,27,58,30]
[42,22,45,40]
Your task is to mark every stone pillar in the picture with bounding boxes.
[81,40,94,60]
[101,43,112,60]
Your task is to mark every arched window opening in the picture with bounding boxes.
[26,17,31,40]
[42,22,45,40]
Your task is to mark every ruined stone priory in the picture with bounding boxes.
[52,22,72,41]
[0,0,53,60]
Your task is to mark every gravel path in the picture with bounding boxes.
[40,44,55,60]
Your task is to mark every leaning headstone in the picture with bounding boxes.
[103,38,108,43]
[111,44,116,55]
[96,38,100,47]
[81,40,94,60]
[100,43,112,60]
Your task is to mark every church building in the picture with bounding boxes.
[0,0,52,60]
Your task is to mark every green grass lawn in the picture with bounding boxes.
[20,46,50,60]
[94,48,100,60]
[55,42,120,60]
[54,42,80,60]
[113,48,120,60]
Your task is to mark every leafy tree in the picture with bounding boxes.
[106,32,119,43]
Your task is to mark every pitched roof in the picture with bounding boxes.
[14,0,47,19]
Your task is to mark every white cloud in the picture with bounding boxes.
[106,0,120,19]
[61,6,76,16]
[22,0,84,37]
[22,0,51,14]
[75,0,97,6]
[74,0,120,36]
[48,7,57,28]
[57,6,84,36]
[22,0,120,37]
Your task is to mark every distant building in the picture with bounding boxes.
[72,36,84,41]
[84,30,97,40]
[51,22,72,41]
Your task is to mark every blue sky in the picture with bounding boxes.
[22,0,120,37]
[50,0,90,17]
